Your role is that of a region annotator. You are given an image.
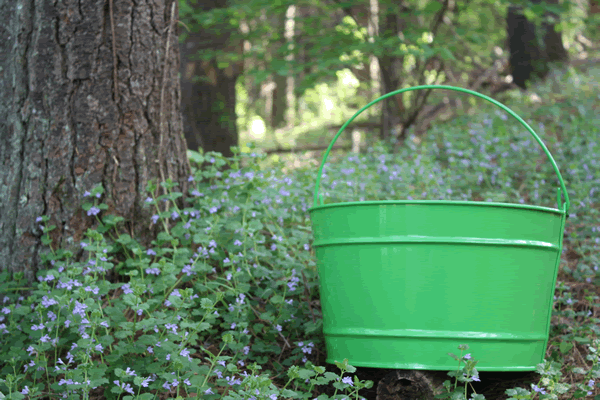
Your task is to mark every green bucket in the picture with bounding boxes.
[308,85,569,371]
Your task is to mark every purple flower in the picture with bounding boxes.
[83,191,91,197]
[125,367,136,376]
[171,211,179,220]
[205,388,214,394]
[141,376,153,387]
[532,385,546,394]
[121,284,133,295]
[147,249,156,256]
[87,206,100,216]
[72,300,88,317]
[269,395,277,400]
[463,353,472,360]
[21,386,29,394]
[275,324,282,332]
[151,214,159,224]
[342,376,353,386]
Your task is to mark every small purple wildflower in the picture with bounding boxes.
[532,385,546,394]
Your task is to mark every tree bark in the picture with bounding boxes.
[507,5,543,89]
[0,0,190,284]
[506,0,567,89]
[378,3,406,141]
[542,0,569,62]
[268,11,287,129]
[179,1,242,157]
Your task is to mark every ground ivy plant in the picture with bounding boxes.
[0,74,599,399]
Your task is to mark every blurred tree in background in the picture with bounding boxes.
[178,0,599,154]
[507,0,569,90]
[179,0,242,157]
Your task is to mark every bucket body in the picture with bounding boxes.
[310,201,565,371]
[309,85,570,371]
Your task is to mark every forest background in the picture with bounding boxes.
[0,0,599,399]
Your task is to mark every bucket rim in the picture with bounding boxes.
[308,199,565,215]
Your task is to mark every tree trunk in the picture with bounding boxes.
[179,1,241,157]
[270,12,288,129]
[506,0,567,89]
[378,4,406,141]
[542,0,569,62]
[507,5,543,89]
[284,5,297,129]
[0,0,190,284]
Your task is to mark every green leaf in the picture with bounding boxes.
[573,336,591,344]
[281,389,297,397]
[297,368,315,380]
[439,48,455,60]
[559,341,573,354]
[114,330,133,339]
[424,1,443,13]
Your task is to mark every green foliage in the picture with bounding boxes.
[0,72,599,398]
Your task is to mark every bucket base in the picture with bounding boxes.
[324,330,544,371]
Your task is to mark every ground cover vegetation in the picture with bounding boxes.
[0,66,599,400]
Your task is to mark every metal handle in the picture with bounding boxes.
[313,85,570,212]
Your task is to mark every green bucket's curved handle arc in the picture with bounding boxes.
[313,84,570,213]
